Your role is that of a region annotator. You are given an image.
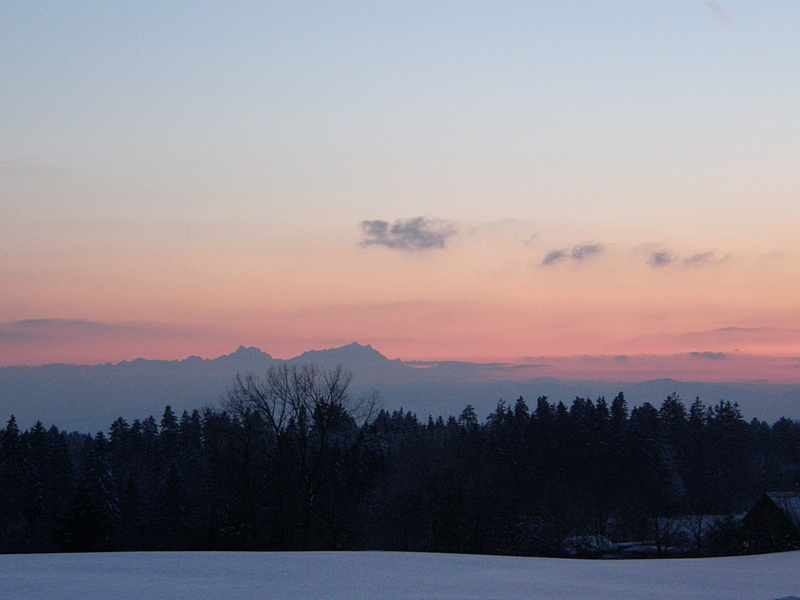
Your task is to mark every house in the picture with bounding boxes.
[741,492,800,553]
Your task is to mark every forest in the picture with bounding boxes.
[1,364,799,557]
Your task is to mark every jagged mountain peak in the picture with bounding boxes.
[293,342,391,364]
[232,345,272,359]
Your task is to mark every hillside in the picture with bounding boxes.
[1,551,798,600]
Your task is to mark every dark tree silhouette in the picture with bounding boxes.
[3,386,800,556]
[225,363,377,549]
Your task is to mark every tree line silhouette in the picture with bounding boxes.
[1,364,798,556]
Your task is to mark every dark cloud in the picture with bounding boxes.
[684,252,715,267]
[359,217,456,252]
[541,249,568,266]
[571,243,604,261]
[541,243,604,266]
[613,355,628,362]
[689,351,727,360]
[649,251,674,267]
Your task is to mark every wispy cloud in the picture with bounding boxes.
[541,243,604,266]
[640,247,730,269]
[359,217,457,252]
[0,318,212,367]
[523,233,539,247]
[0,319,191,345]
[0,319,111,342]
[684,252,716,267]
[704,0,734,27]
[689,351,727,360]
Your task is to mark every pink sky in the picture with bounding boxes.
[2,220,799,382]
[1,4,798,382]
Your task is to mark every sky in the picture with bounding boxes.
[1,2,799,381]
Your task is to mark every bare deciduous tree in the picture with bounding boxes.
[225,363,378,548]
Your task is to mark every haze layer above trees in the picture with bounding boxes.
[2,344,800,432]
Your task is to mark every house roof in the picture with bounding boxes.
[765,492,800,531]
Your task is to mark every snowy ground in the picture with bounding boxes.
[1,550,799,600]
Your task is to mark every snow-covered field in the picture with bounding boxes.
[1,550,799,600]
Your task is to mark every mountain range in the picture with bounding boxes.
[2,343,799,432]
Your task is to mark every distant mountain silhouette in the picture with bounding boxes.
[289,342,410,384]
[1,343,799,432]
[295,342,388,365]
